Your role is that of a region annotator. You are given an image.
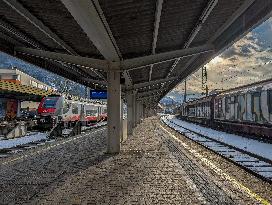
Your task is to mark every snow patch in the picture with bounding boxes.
[162,115,272,161]
[0,132,48,149]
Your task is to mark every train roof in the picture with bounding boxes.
[217,78,272,97]
[46,94,107,106]
[183,94,215,105]
[181,78,272,106]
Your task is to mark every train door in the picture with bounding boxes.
[62,99,71,122]
[79,104,85,123]
[225,97,231,120]
[230,96,235,120]
[221,97,225,119]
[260,90,269,123]
[71,102,79,121]
[234,95,238,121]
[246,93,253,121]
[97,106,101,121]
[237,95,246,121]
[252,91,262,122]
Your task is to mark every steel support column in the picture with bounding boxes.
[127,92,135,135]
[107,70,121,153]
[133,94,137,127]
[136,102,141,124]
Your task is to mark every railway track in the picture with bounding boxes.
[162,116,272,184]
[0,122,107,158]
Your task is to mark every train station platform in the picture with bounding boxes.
[0,117,271,204]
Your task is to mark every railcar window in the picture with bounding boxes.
[43,97,58,108]
[72,104,78,114]
[86,109,97,116]
[63,101,70,114]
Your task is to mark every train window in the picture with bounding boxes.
[86,109,97,116]
[63,101,70,114]
[72,104,78,114]
[43,97,58,108]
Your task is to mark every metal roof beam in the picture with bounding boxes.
[61,0,121,61]
[3,0,76,55]
[0,19,43,49]
[149,0,164,83]
[0,32,24,47]
[15,45,214,72]
[184,0,218,48]
[121,44,214,71]
[133,77,177,90]
[61,0,134,87]
[209,0,255,43]
[167,0,218,78]
[174,0,257,81]
[152,0,164,54]
[1,1,107,82]
[15,47,110,71]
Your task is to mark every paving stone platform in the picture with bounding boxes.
[0,117,265,204]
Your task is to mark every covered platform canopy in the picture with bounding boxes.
[0,80,55,101]
[0,0,271,152]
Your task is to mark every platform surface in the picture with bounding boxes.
[0,117,271,204]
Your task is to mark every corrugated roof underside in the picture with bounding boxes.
[151,60,174,81]
[99,0,156,59]
[138,84,162,93]
[16,0,102,58]
[191,0,245,46]
[0,1,57,49]
[168,56,192,78]
[129,66,150,84]
[156,0,209,53]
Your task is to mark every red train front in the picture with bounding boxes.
[37,95,107,129]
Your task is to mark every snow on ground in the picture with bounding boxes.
[162,115,272,161]
[0,132,48,149]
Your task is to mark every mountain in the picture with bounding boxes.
[161,90,203,105]
[0,52,87,97]
[160,96,177,106]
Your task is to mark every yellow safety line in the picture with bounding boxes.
[159,125,271,205]
[1,127,106,166]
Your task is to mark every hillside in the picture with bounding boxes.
[0,52,87,97]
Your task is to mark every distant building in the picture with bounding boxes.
[0,68,51,91]
[0,68,53,120]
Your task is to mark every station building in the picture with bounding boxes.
[0,68,54,120]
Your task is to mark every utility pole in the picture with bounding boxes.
[202,66,208,96]
[184,80,187,102]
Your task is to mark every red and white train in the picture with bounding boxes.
[37,95,107,129]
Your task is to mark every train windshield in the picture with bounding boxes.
[86,109,97,116]
[43,97,59,108]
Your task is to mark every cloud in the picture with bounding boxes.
[170,17,272,96]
